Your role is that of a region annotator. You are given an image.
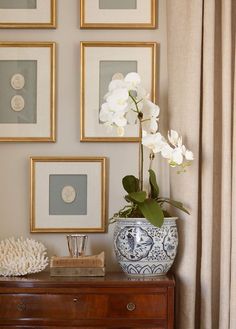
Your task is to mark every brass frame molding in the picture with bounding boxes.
[80,0,157,29]
[80,41,157,142]
[0,42,56,142]
[0,0,56,29]
[30,156,107,233]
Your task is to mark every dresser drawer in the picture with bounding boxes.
[0,325,166,329]
[0,294,108,319]
[0,292,167,320]
[0,272,175,328]
[108,293,167,318]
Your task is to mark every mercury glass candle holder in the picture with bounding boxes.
[67,234,88,257]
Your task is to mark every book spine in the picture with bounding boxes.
[50,259,104,268]
[50,267,105,277]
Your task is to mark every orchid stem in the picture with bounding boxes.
[149,152,155,170]
[130,93,144,191]
[139,118,143,191]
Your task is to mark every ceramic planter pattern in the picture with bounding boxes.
[114,217,178,276]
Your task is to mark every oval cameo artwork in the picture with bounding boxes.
[11,73,25,90]
[112,72,124,80]
[61,185,77,204]
[11,95,25,112]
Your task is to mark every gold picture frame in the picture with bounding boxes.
[0,0,56,29]
[30,156,107,233]
[0,42,56,142]
[80,0,157,29]
[80,41,157,142]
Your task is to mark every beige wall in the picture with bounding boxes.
[0,0,168,271]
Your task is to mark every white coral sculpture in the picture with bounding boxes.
[0,237,48,276]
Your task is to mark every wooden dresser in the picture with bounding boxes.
[0,272,175,329]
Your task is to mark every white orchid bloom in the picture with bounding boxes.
[171,147,184,165]
[142,100,160,133]
[99,101,127,132]
[168,130,182,147]
[108,79,127,93]
[136,85,150,102]
[167,145,194,167]
[168,132,194,164]
[149,102,160,117]
[150,118,159,133]
[107,88,129,112]
[124,72,141,91]
[160,145,184,167]
[185,150,194,161]
[149,101,160,133]
[113,112,127,127]
[143,130,193,167]
[99,102,113,123]
[161,143,173,160]
[142,131,167,154]
[181,145,194,161]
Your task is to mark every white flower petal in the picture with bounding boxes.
[114,114,127,127]
[142,131,166,154]
[142,130,148,137]
[168,130,179,146]
[172,148,184,165]
[137,85,149,100]
[99,103,113,122]
[185,150,194,161]
[161,144,173,159]
[107,88,129,112]
[150,118,158,133]
[181,145,186,154]
[124,72,141,90]
[177,136,183,147]
[151,105,160,118]
[108,79,126,92]
[145,100,160,118]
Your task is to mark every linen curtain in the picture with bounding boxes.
[166,0,236,328]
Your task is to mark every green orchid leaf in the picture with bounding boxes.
[124,195,132,203]
[148,169,159,198]
[158,198,190,215]
[128,191,147,203]
[138,199,164,228]
[122,175,139,193]
[168,200,190,214]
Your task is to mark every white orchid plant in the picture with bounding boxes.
[100,72,194,228]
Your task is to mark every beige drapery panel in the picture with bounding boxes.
[167,0,235,328]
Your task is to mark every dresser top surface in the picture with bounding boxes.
[0,271,175,288]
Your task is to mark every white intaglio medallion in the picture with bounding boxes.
[11,95,25,112]
[112,72,124,80]
[61,185,76,204]
[11,74,25,90]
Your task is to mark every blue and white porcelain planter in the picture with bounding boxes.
[113,217,178,276]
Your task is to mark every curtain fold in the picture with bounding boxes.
[230,41,236,329]
[167,0,236,328]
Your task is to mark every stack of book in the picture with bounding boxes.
[50,252,105,277]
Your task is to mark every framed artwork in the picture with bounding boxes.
[0,42,56,142]
[80,0,157,29]
[30,157,107,233]
[80,41,157,142]
[0,0,56,29]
